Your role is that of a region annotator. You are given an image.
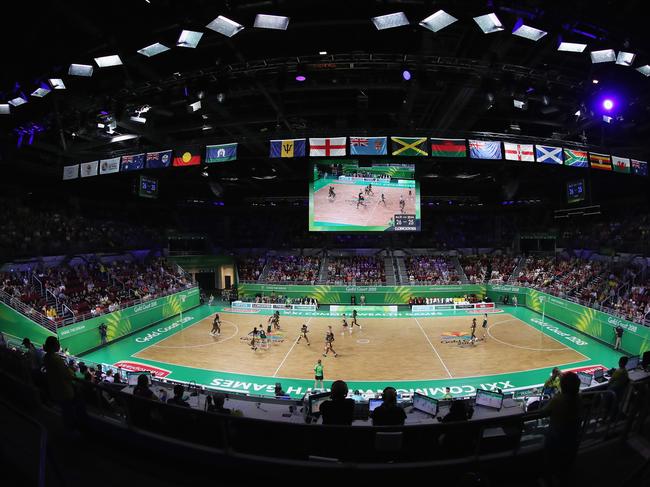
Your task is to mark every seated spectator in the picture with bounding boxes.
[133,374,158,401]
[167,384,190,407]
[207,394,232,415]
[320,380,355,425]
[371,387,406,426]
[43,336,77,429]
[544,372,582,473]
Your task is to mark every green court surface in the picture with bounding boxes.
[81,304,625,399]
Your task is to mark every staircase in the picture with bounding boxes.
[395,256,408,284]
[258,260,272,282]
[508,257,527,284]
[318,255,329,284]
[451,256,469,283]
[384,255,397,285]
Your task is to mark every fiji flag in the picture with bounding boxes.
[121,153,146,171]
[206,143,237,163]
[269,139,306,158]
[535,145,563,165]
[468,140,502,159]
[349,136,387,156]
[146,150,173,169]
[631,159,648,176]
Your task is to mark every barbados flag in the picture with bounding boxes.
[269,139,306,158]
[349,136,387,155]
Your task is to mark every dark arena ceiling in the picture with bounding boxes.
[0,0,649,205]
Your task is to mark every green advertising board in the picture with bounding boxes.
[237,283,486,305]
[57,287,201,355]
[0,301,56,346]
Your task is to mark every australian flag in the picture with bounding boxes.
[121,153,146,171]
[349,136,387,155]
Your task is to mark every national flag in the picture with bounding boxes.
[391,136,428,156]
[430,138,466,158]
[206,143,237,163]
[309,137,347,157]
[589,152,612,171]
[99,157,120,174]
[563,149,588,167]
[62,164,79,180]
[146,150,173,169]
[631,159,648,176]
[349,136,387,156]
[535,145,563,165]
[80,161,98,177]
[611,156,631,174]
[121,153,146,171]
[504,142,535,161]
[173,147,201,167]
[270,139,306,158]
[468,140,502,159]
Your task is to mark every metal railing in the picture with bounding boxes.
[58,283,197,326]
[0,289,56,332]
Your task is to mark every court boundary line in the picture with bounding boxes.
[413,317,453,378]
[144,321,240,349]
[490,313,590,360]
[134,314,233,355]
[111,354,591,384]
[272,317,313,377]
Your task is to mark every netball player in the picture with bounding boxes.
[351,309,362,331]
[314,359,324,390]
[367,183,374,195]
[296,323,310,345]
[380,193,387,206]
[273,311,281,331]
[399,195,406,213]
[357,192,365,209]
[323,326,338,357]
[341,314,349,335]
[210,314,221,336]
[248,327,260,351]
[470,318,477,346]
[481,313,488,340]
[328,186,336,199]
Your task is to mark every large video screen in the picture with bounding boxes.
[309,161,421,231]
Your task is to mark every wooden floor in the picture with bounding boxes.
[313,182,417,227]
[135,312,587,382]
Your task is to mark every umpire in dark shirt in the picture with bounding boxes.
[371,387,407,426]
[320,380,355,425]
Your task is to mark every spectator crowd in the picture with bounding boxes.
[404,256,460,284]
[327,256,385,285]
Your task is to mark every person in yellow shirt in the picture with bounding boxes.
[543,367,562,396]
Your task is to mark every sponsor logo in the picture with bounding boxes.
[208,378,516,399]
[564,364,607,375]
[58,324,86,337]
[133,300,159,313]
[530,318,588,346]
[606,316,637,333]
[113,360,171,378]
[135,316,194,343]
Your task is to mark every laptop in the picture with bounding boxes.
[593,368,607,383]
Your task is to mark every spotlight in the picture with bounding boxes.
[592,79,599,84]
[48,79,66,90]
[402,69,412,81]
[0,104,9,114]
[602,99,614,111]
[473,13,504,34]
[94,55,123,67]
[68,64,94,77]
[602,115,613,123]
[616,51,636,67]
[512,19,547,41]
[188,100,201,112]
[419,10,457,33]
[590,49,616,64]
[254,14,289,31]
[8,96,27,107]
[637,65,650,76]
[372,12,409,30]
[513,99,527,110]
